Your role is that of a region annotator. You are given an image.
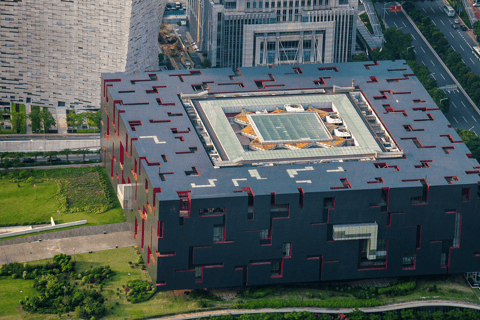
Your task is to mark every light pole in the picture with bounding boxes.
[406,46,414,59]
[33,184,36,200]
[383,2,395,26]
[440,98,448,103]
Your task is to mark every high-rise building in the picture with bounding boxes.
[187,0,357,68]
[0,0,165,114]
[102,61,480,291]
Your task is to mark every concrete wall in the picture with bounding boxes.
[0,139,100,152]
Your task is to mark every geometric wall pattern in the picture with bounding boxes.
[101,61,480,291]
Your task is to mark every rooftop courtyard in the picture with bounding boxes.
[185,91,401,166]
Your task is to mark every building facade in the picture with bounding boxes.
[187,0,357,68]
[102,61,480,291]
[0,0,165,113]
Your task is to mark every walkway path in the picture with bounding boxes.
[0,229,134,265]
[150,300,480,320]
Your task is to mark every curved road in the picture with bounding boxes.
[150,300,480,320]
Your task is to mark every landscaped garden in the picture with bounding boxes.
[0,103,26,134]
[0,166,124,231]
[1,246,480,320]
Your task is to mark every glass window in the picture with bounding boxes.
[213,226,224,242]
[260,229,270,239]
[283,243,291,257]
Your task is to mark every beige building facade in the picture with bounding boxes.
[0,0,165,112]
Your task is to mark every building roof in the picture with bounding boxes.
[102,61,480,203]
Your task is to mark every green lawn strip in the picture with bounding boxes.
[0,278,36,317]
[359,12,374,34]
[0,166,125,241]
[1,248,479,320]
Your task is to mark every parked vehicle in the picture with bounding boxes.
[22,158,35,164]
[48,157,61,162]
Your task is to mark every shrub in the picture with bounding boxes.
[235,298,382,309]
[377,281,416,296]
[241,286,278,299]
[125,280,155,304]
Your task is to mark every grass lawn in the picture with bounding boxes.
[0,180,124,226]
[0,247,207,320]
[1,248,480,320]
[74,247,205,320]
[0,167,125,240]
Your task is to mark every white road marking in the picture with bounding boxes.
[462,101,467,108]
[460,45,465,51]
[421,47,426,53]
[423,8,427,13]
[422,60,426,65]
[449,32,454,37]
[413,49,417,54]
[394,22,399,28]
[474,130,478,137]
[411,34,416,40]
[470,58,475,64]
[440,73,445,80]
[451,46,456,51]
[473,116,477,122]
[463,116,468,122]
[402,21,407,27]
[431,7,435,13]
[440,19,445,25]
[430,60,435,66]
[452,102,457,108]
[462,59,466,63]
[432,20,436,26]
[431,74,436,80]
[453,116,459,123]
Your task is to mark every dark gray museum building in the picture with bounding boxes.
[101,61,480,291]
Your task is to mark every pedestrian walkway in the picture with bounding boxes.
[0,222,130,246]
[363,0,383,38]
[357,16,384,49]
[0,230,134,265]
[149,300,480,320]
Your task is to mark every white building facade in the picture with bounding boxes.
[187,0,357,68]
[0,0,165,111]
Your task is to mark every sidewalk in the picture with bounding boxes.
[0,230,134,265]
[149,300,480,320]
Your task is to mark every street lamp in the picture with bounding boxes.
[382,2,396,26]
[440,98,448,103]
[405,46,414,59]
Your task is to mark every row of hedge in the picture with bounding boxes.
[234,298,383,309]
[205,309,480,320]
[404,3,480,106]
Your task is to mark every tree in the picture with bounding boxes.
[350,52,369,62]
[0,152,8,164]
[348,309,367,320]
[87,111,101,132]
[40,108,56,132]
[62,149,71,163]
[2,157,11,170]
[66,110,78,128]
[201,58,212,68]
[44,151,58,163]
[28,106,42,133]
[11,109,25,133]
[32,151,42,163]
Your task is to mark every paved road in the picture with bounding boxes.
[150,300,480,320]
[379,3,480,133]
[414,0,479,78]
[0,231,134,265]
